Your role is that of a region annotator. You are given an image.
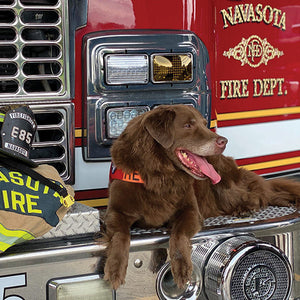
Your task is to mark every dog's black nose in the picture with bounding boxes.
[216,136,228,148]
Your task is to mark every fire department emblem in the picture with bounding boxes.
[223,35,283,68]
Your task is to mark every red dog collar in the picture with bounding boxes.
[109,163,144,184]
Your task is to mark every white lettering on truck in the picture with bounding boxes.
[0,273,26,300]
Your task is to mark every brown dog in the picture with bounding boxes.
[102,104,300,290]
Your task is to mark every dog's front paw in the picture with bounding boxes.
[171,255,193,289]
[104,256,127,290]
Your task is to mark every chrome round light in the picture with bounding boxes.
[204,236,292,300]
[156,261,202,300]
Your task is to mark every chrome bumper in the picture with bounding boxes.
[118,206,300,300]
[0,205,299,299]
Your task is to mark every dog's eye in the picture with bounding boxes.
[184,123,192,129]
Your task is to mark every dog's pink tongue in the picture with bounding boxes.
[194,155,221,184]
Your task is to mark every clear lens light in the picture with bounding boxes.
[105,54,149,85]
[48,275,113,300]
[152,53,193,83]
[107,106,149,138]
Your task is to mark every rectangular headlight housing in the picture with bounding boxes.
[84,31,209,160]
[106,106,149,138]
[48,274,113,299]
[105,54,149,85]
[151,53,193,83]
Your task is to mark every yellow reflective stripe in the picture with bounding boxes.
[0,223,35,252]
[241,156,300,171]
[77,198,109,207]
[0,241,11,252]
[0,223,34,239]
[216,107,300,121]
[75,128,86,138]
[0,113,5,123]
[0,231,34,244]
[210,119,217,129]
[0,223,34,243]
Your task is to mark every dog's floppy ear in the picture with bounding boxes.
[143,108,176,148]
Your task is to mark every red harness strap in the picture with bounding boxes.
[109,163,144,184]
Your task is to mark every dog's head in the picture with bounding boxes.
[142,105,227,184]
[111,105,227,185]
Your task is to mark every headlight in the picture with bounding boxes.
[152,54,193,83]
[105,54,149,85]
[84,31,211,159]
[48,274,113,299]
[104,53,193,85]
[106,106,149,138]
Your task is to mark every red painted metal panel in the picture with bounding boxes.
[73,0,213,129]
[213,1,300,124]
[73,0,300,177]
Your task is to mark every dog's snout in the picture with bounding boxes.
[216,136,228,148]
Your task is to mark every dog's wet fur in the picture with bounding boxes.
[100,104,300,289]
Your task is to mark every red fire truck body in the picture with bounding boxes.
[72,0,300,207]
[0,0,299,299]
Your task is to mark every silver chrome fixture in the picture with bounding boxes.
[202,236,292,300]
[83,30,211,159]
[156,261,202,300]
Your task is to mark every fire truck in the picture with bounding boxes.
[0,0,299,299]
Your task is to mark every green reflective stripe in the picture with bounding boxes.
[0,223,35,251]
[0,113,5,123]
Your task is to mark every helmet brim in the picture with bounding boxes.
[0,149,38,168]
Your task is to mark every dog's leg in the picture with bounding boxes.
[103,210,137,290]
[169,205,201,289]
[268,178,300,208]
[149,248,168,273]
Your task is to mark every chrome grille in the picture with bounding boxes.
[30,103,74,183]
[0,0,69,99]
[231,250,290,300]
